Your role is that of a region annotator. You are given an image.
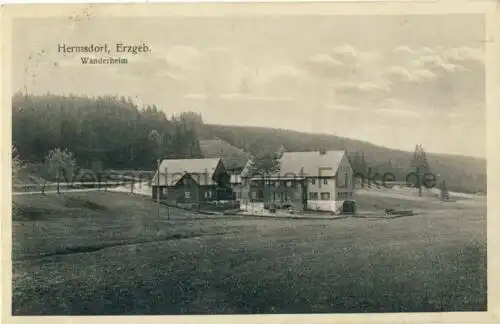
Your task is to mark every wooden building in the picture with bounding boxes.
[151,158,232,206]
[229,160,252,202]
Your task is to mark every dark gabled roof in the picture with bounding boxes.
[152,158,221,186]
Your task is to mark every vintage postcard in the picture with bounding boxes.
[1,1,499,323]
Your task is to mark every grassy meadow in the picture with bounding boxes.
[11,190,486,315]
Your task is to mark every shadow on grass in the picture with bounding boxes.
[18,232,231,261]
[61,195,108,211]
[12,206,48,221]
[12,195,108,221]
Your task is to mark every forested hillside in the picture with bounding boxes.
[12,93,486,194]
[12,92,202,170]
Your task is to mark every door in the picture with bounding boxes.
[342,201,356,214]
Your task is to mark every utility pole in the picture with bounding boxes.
[417,166,422,197]
[157,158,161,232]
[57,166,61,194]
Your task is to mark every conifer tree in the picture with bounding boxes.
[409,144,432,197]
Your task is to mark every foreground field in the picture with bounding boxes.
[12,191,486,314]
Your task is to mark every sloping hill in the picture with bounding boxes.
[13,191,486,314]
[200,124,486,194]
[199,137,251,170]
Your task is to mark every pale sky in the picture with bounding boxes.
[12,14,485,157]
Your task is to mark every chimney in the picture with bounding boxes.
[319,148,327,155]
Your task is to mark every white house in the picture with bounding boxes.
[275,150,356,213]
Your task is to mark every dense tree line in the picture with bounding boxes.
[12,93,202,170]
[12,93,486,194]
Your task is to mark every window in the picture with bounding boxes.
[311,178,316,185]
[309,192,319,200]
[237,192,241,199]
[162,187,168,195]
[321,192,330,200]
[323,178,328,185]
[338,192,350,199]
[185,191,191,199]
[252,191,257,199]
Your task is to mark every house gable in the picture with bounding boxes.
[335,152,354,176]
[173,173,200,188]
[335,152,356,194]
[212,159,229,184]
[152,157,222,187]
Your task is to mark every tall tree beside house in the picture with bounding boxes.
[409,144,432,197]
[247,149,282,178]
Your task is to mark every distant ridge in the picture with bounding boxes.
[200,124,486,194]
[205,124,484,160]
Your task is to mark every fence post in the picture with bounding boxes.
[157,160,161,232]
